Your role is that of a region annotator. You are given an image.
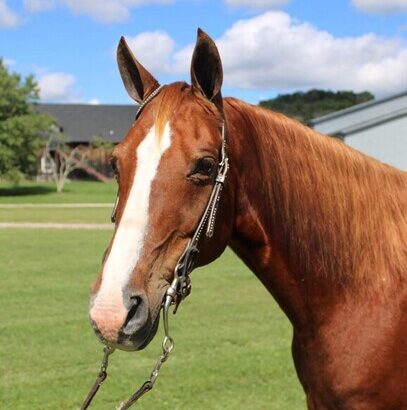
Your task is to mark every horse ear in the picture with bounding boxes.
[117,36,160,104]
[190,28,223,104]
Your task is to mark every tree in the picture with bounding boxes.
[44,131,113,193]
[44,131,89,193]
[0,59,53,181]
[259,89,374,123]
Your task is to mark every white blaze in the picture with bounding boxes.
[93,123,172,308]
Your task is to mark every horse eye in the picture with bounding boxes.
[193,157,215,176]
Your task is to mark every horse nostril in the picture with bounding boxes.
[123,296,141,328]
[121,294,148,335]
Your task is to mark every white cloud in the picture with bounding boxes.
[124,31,176,74]
[24,0,173,23]
[149,12,407,98]
[217,12,407,96]
[352,0,407,14]
[225,0,290,9]
[0,0,19,28]
[88,98,100,105]
[38,72,79,102]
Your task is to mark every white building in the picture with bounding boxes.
[310,91,407,171]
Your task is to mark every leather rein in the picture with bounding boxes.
[80,85,229,409]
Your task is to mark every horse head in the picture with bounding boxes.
[89,30,234,350]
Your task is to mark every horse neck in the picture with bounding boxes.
[224,98,407,329]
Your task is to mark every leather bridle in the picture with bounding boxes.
[81,85,229,409]
[167,118,229,310]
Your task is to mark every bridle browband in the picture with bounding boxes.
[81,85,229,409]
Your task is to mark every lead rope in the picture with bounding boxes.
[116,292,175,409]
[80,346,114,410]
[80,292,176,410]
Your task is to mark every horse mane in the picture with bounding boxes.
[224,97,407,289]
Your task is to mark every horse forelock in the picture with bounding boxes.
[154,82,188,141]
[224,97,407,292]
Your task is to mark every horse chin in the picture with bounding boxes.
[136,310,161,350]
[115,307,161,352]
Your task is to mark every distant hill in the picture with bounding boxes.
[259,89,374,123]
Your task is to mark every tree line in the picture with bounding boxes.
[259,89,374,123]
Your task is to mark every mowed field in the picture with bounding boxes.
[0,181,305,409]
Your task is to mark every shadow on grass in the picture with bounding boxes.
[0,185,55,197]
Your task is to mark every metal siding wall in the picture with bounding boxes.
[345,116,407,171]
[313,95,407,135]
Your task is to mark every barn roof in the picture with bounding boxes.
[35,103,138,143]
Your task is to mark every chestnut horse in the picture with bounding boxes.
[89,30,407,409]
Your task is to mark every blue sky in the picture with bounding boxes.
[1,0,406,105]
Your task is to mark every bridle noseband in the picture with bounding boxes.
[81,85,229,409]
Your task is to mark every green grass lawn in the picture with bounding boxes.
[0,207,112,224]
[0,180,115,223]
[0,180,117,204]
[0,182,305,409]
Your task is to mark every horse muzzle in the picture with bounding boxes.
[89,292,159,351]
